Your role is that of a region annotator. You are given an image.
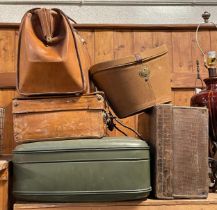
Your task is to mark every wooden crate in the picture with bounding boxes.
[14,194,217,210]
[0,160,9,210]
[139,105,209,199]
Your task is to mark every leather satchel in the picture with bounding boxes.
[17,8,89,96]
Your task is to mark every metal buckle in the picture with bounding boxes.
[139,66,150,81]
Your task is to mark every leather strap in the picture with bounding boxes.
[104,99,144,140]
[52,8,86,92]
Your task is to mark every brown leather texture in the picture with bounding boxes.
[13,93,107,143]
[17,8,90,96]
[146,105,209,199]
[90,44,172,119]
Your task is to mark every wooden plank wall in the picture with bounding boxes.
[0,28,17,154]
[0,24,215,154]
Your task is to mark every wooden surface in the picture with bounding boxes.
[13,194,217,210]
[2,23,217,30]
[0,29,210,89]
[0,160,9,210]
[0,24,213,154]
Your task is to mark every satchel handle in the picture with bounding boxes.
[66,15,77,24]
[27,8,77,24]
[51,8,77,24]
[51,8,87,92]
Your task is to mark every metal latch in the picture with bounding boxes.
[139,66,150,81]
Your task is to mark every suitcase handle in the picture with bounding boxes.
[104,108,144,140]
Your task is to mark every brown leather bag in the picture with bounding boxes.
[17,8,90,96]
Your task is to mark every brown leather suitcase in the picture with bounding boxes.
[17,8,90,96]
[90,44,172,118]
[13,93,107,144]
[139,104,209,199]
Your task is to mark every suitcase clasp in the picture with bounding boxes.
[139,66,150,81]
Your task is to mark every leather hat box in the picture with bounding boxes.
[90,44,172,118]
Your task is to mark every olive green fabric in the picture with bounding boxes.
[13,137,151,202]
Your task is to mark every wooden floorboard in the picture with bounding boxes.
[14,193,217,210]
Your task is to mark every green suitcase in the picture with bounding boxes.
[13,137,151,202]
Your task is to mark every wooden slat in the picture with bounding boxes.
[13,194,217,210]
[0,73,208,89]
[114,30,134,58]
[0,90,17,154]
[172,72,207,88]
[0,29,16,73]
[210,30,217,53]
[74,24,217,30]
[0,29,17,154]
[0,72,207,89]
[133,31,153,52]
[133,31,153,139]
[113,30,137,137]
[94,30,114,63]
[3,22,217,30]
[94,30,116,136]
[172,31,193,73]
[153,31,173,73]
[173,89,195,106]
[0,73,16,89]
[171,90,176,105]
[15,30,19,74]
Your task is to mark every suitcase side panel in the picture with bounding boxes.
[172,107,209,198]
[151,105,173,199]
[13,160,151,202]
[14,110,106,143]
[13,94,105,113]
[13,149,150,163]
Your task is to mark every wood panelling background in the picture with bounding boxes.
[0,24,214,154]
